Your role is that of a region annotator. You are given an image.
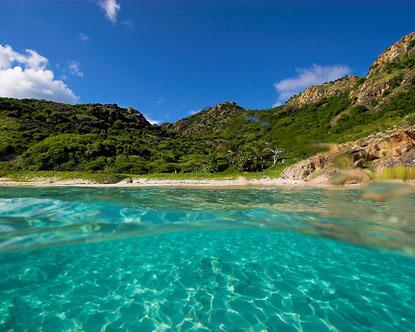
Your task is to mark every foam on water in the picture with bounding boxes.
[0,186,414,331]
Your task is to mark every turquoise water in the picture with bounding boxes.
[0,186,414,331]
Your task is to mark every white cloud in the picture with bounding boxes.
[122,20,134,29]
[79,33,90,42]
[0,44,78,104]
[98,0,121,23]
[274,64,352,106]
[156,98,164,104]
[0,45,48,70]
[189,109,201,115]
[144,114,160,125]
[68,60,84,77]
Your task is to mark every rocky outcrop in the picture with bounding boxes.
[369,32,415,74]
[284,76,360,110]
[279,153,329,181]
[278,33,415,112]
[353,128,415,169]
[351,32,415,107]
[352,77,395,106]
[281,126,415,183]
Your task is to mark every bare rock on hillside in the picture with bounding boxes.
[351,32,415,107]
[280,126,415,184]
[284,76,360,110]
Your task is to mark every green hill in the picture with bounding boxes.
[1,32,415,177]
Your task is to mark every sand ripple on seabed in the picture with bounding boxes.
[0,231,414,331]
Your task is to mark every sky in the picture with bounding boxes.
[0,1,414,124]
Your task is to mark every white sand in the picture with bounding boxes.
[0,176,353,189]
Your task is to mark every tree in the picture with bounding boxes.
[269,148,285,165]
[229,143,271,172]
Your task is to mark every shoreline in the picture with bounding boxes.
[0,177,361,189]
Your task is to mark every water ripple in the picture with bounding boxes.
[0,186,414,254]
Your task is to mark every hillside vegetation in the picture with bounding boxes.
[0,32,415,177]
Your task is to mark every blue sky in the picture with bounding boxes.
[0,0,414,123]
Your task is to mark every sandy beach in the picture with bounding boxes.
[0,176,359,189]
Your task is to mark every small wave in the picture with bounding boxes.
[0,186,414,254]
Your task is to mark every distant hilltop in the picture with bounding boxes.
[164,101,244,134]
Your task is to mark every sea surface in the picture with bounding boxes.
[0,185,414,331]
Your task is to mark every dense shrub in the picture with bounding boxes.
[22,134,99,170]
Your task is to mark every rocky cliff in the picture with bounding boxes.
[284,76,360,110]
[280,32,415,113]
[351,32,415,108]
[369,32,415,74]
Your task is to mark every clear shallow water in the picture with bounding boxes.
[0,186,414,331]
